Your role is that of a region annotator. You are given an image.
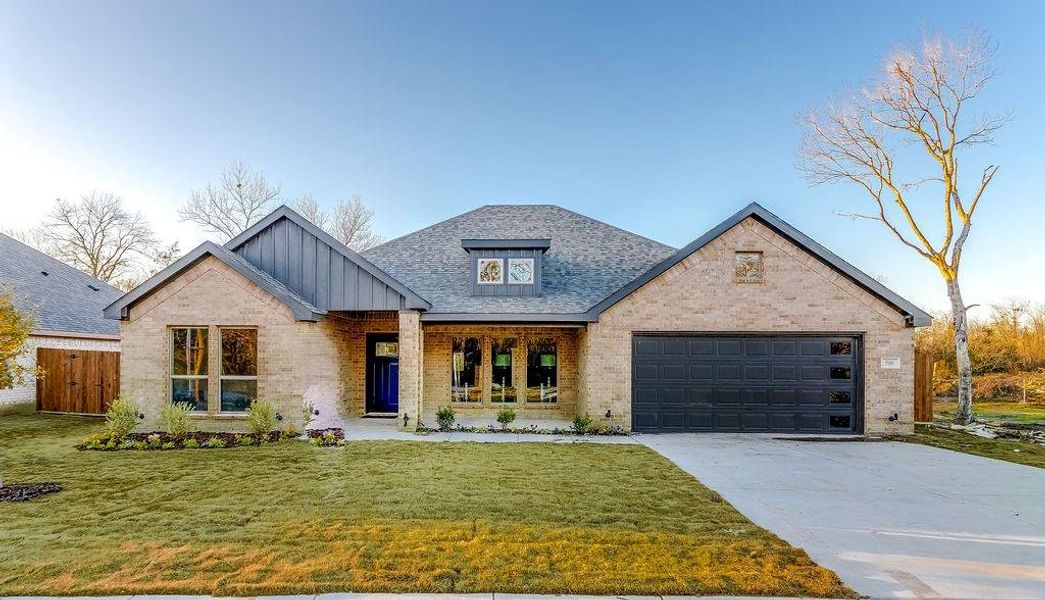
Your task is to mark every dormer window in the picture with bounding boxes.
[508,259,534,284]
[463,238,550,297]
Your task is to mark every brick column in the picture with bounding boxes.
[398,310,423,431]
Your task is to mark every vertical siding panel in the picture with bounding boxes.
[345,263,358,309]
[288,220,303,292]
[358,272,373,310]
[330,255,345,309]
[302,233,317,304]
[316,242,330,309]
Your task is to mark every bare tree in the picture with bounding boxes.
[35,192,156,284]
[293,193,383,251]
[800,30,1006,424]
[293,194,328,229]
[180,160,281,241]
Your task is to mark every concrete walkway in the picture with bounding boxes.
[638,433,1045,600]
[337,416,637,444]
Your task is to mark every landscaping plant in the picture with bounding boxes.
[435,405,456,431]
[160,402,194,437]
[245,399,277,436]
[496,407,517,430]
[572,413,593,434]
[103,398,139,439]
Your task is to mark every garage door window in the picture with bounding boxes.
[830,341,852,355]
[830,366,852,379]
[452,337,482,403]
[829,390,852,404]
[526,338,557,403]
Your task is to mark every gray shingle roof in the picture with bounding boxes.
[0,233,122,337]
[361,205,676,316]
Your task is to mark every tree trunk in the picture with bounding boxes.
[947,277,973,425]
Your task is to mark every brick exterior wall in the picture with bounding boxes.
[418,325,579,426]
[0,335,120,407]
[577,217,915,435]
[120,256,343,432]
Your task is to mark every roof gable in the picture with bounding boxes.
[226,206,430,311]
[0,233,121,337]
[104,242,324,322]
[585,203,931,327]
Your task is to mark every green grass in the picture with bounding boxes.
[0,410,852,597]
[934,400,1045,424]
[900,424,1045,469]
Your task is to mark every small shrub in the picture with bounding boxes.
[183,438,199,449]
[118,439,136,450]
[496,407,517,430]
[310,436,324,447]
[238,435,255,446]
[282,427,298,439]
[104,398,139,439]
[161,441,176,450]
[436,405,456,431]
[301,399,317,429]
[161,402,194,437]
[246,400,277,436]
[146,434,162,449]
[204,437,226,449]
[572,413,593,434]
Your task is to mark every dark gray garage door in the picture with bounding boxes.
[632,335,861,433]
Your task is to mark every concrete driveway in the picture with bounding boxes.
[638,434,1045,599]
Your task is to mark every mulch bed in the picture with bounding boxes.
[0,482,62,502]
[79,430,298,451]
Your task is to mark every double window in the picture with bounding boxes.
[171,328,208,411]
[220,329,258,412]
[170,326,258,413]
[450,335,558,404]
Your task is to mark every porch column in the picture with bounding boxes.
[398,310,423,431]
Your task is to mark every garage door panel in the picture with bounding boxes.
[633,335,859,433]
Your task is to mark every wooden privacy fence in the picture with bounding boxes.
[36,348,120,415]
[913,349,934,423]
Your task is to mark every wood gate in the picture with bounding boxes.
[913,349,933,423]
[36,348,120,414]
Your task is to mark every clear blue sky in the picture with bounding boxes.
[1,0,1042,313]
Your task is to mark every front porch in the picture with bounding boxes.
[328,314,585,431]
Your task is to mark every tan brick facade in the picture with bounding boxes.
[119,217,915,436]
[576,217,915,435]
[418,325,579,426]
[120,257,347,432]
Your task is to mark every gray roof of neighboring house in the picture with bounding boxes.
[361,205,677,316]
[0,233,122,337]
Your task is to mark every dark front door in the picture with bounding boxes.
[366,333,399,414]
[632,335,861,433]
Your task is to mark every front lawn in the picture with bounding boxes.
[933,399,1045,425]
[900,424,1045,469]
[0,411,851,597]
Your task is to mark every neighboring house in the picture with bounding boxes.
[104,202,930,435]
[0,234,122,409]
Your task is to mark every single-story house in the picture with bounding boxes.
[104,202,929,434]
[0,233,122,411]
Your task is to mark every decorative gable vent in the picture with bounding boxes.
[462,239,550,297]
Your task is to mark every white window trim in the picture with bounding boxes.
[507,258,534,285]
[477,258,504,285]
[170,326,209,414]
[218,327,258,414]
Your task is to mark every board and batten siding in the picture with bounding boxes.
[234,217,405,311]
[469,248,544,297]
